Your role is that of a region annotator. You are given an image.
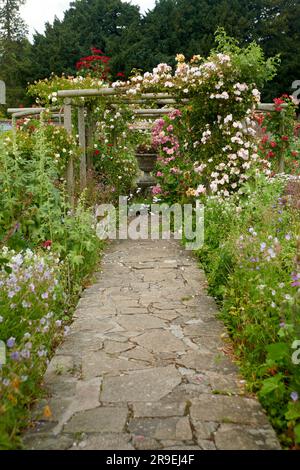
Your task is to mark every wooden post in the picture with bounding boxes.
[279,114,285,174]
[78,106,87,190]
[86,109,94,172]
[64,98,74,206]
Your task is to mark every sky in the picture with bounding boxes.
[21,0,156,39]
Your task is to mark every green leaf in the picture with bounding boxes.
[294,423,300,445]
[259,375,283,397]
[285,402,300,421]
[266,343,290,362]
[70,254,84,266]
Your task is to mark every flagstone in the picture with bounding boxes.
[101,366,181,402]
[135,330,186,353]
[82,351,148,378]
[63,407,128,433]
[116,314,166,331]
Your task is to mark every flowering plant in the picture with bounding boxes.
[197,175,300,448]
[0,248,64,448]
[76,47,112,81]
[151,110,205,202]
[257,95,299,174]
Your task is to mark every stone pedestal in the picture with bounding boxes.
[136,153,157,191]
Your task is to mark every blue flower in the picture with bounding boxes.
[291,391,299,402]
[7,337,15,348]
[10,351,20,361]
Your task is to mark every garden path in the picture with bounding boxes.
[24,238,280,450]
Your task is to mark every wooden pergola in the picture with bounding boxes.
[8,87,285,204]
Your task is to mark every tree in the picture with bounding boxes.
[0,0,31,109]
[29,0,143,81]
[0,0,27,40]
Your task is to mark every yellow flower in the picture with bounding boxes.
[8,394,17,405]
[186,188,196,197]
[176,54,185,63]
[191,55,202,63]
[12,378,20,390]
[43,405,52,419]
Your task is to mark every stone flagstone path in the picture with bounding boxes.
[24,239,280,450]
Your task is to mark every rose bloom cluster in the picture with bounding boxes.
[113,53,269,199]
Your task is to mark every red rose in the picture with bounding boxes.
[267,151,275,158]
[270,141,277,148]
[281,136,289,141]
[42,240,52,249]
[94,149,100,155]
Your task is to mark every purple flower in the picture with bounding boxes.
[20,349,30,359]
[7,337,15,348]
[285,233,292,241]
[291,272,300,287]
[291,392,299,402]
[41,292,49,300]
[10,351,20,361]
[64,326,70,336]
[267,248,276,259]
[279,322,285,328]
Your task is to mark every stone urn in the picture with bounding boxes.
[136,153,158,189]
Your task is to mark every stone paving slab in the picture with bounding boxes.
[24,239,281,450]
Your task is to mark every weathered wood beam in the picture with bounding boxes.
[64,98,75,206]
[78,106,87,191]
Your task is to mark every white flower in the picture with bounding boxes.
[224,114,233,124]
[252,88,261,102]
[195,184,206,196]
